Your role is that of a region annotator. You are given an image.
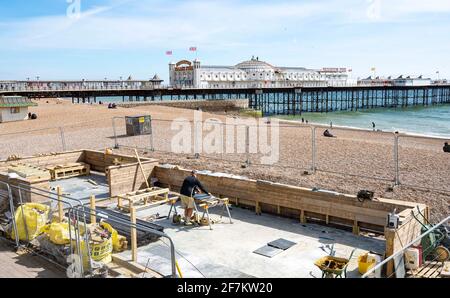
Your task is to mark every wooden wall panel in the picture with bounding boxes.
[1,151,85,169]
[84,150,155,172]
[153,166,427,231]
[108,161,159,197]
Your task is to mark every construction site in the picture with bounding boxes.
[0,140,449,278]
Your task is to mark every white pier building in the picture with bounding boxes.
[169,57,353,88]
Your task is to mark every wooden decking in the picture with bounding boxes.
[0,238,65,278]
[407,261,445,278]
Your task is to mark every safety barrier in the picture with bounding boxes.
[0,181,177,278]
[1,116,449,207]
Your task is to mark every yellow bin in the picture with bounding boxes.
[358,254,376,274]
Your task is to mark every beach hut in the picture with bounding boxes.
[0,96,37,123]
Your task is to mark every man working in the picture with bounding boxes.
[180,170,210,225]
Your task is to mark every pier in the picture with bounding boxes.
[249,85,450,115]
[1,83,450,116]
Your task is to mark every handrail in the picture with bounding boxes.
[362,214,450,278]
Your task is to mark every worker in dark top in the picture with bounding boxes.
[180,170,210,225]
[444,142,450,153]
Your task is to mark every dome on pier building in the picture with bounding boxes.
[235,56,276,72]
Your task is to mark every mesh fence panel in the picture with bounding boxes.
[63,119,116,152]
[0,127,64,159]
[398,135,450,192]
[314,127,395,181]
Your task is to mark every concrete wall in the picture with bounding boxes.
[117,99,249,111]
[0,107,28,123]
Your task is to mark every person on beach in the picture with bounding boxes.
[302,118,304,123]
[330,121,333,129]
[444,142,450,153]
[372,122,376,131]
[323,129,335,138]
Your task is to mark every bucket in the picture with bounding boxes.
[73,237,113,270]
[358,253,376,274]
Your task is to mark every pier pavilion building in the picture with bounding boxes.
[169,57,354,89]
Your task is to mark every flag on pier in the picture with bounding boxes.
[189,46,197,52]
[165,50,173,56]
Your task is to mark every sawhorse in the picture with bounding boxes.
[193,197,233,230]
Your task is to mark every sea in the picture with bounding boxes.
[278,104,450,139]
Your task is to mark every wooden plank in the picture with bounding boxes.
[134,149,150,188]
[90,195,96,224]
[111,254,163,278]
[130,207,137,262]
[300,210,306,223]
[108,161,158,197]
[57,186,63,222]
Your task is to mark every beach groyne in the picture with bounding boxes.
[116,99,248,111]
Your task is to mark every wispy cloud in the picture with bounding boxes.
[0,1,342,50]
[0,0,449,79]
[2,0,450,51]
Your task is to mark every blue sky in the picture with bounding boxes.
[1,0,450,82]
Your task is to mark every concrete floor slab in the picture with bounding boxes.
[113,202,385,278]
[48,173,109,206]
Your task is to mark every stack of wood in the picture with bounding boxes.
[8,163,52,181]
